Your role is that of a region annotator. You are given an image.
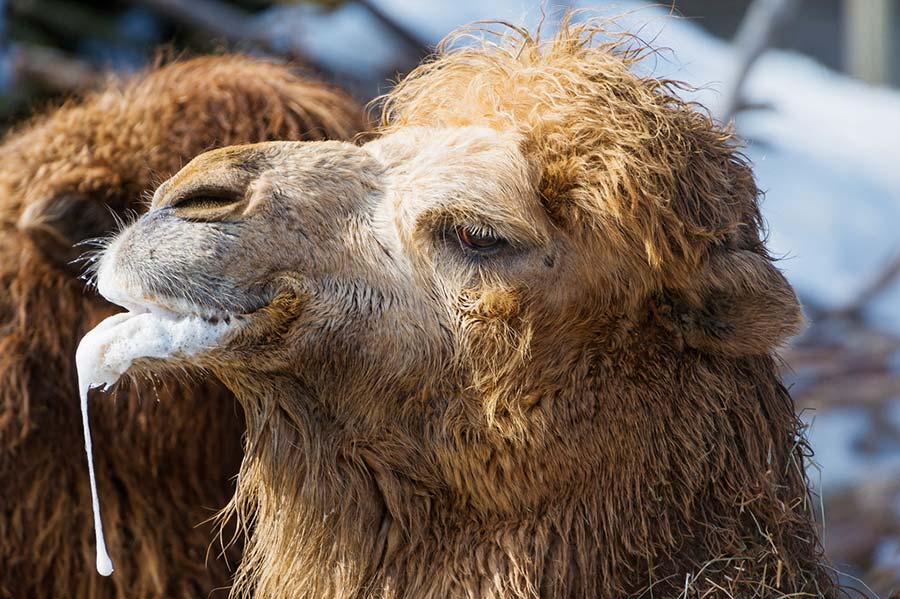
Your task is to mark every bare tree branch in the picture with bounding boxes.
[718,0,802,122]
[831,254,900,320]
[351,0,431,58]
[132,0,308,62]
[140,0,248,41]
[11,43,101,91]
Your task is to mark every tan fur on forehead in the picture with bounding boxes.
[370,126,548,247]
[381,18,760,284]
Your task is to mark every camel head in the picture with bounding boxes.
[89,21,828,599]
[96,28,803,432]
[96,129,558,409]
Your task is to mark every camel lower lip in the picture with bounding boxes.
[77,309,236,394]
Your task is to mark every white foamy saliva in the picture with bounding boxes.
[75,309,232,577]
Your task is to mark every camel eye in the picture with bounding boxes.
[456,226,506,253]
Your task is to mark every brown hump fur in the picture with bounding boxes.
[0,56,364,599]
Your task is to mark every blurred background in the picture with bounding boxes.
[2,0,898,595]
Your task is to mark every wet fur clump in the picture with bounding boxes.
[0,56,364,599]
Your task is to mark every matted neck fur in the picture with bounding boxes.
[95,21,835,599]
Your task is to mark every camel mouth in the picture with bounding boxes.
[95,268,265,329]
[93,232,269,328]
[110,294,252,327]
[76,288,254,399]
[77,285,298,397]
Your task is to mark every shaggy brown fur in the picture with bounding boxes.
[0,56,363,598]
[88,20,837,599]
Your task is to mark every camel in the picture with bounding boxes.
[0,55,364,598]
[83,21,837,598]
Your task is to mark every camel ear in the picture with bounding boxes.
[666,250,803,357]
[17,193,118,270]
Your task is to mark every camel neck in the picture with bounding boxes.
[222,362,834,599]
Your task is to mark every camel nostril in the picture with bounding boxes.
[170,192,247,222]
[172,194,241,211]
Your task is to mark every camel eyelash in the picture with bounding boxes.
[455,225,508,254]
[437,220,510,257]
